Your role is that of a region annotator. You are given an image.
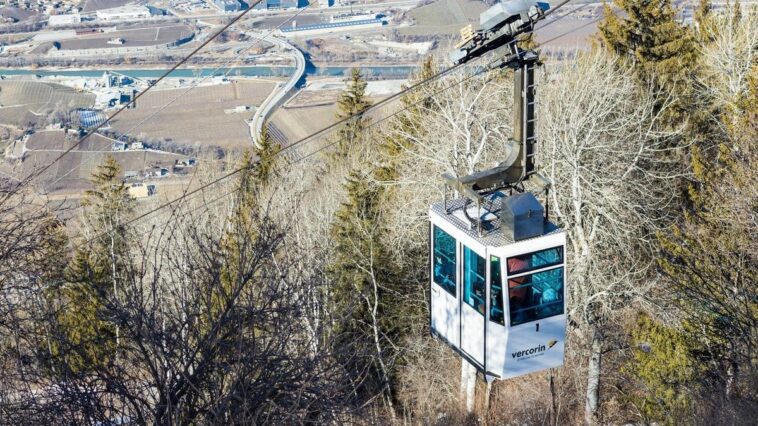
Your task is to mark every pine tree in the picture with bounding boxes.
[51,249,117,373]
[328,169,399,410]
[624,315,701,424]
[694,0,713,40]
[214,151,260,328]
[658,69,758,400]
[374,56,435,183]
[82,155,133,235]
[50,155,133,373]
[333,68,371,160]
[253,121,281,188]
[598,0,698,118]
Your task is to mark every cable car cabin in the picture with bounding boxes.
[429,192,566,380]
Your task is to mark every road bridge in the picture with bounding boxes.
[248,33,305,148]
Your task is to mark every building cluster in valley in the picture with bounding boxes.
[3,0,81,16]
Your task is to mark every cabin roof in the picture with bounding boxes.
[429,196,560,248]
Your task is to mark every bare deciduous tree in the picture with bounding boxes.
[538,50,684,425]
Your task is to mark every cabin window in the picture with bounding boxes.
[508,267,564,326]
[507,246,563,275]
[463,246,486,314]
[432,226,456,296]
[489,255,504,325]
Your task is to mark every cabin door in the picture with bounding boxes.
[431,225,460,346]
[460,244,486,364]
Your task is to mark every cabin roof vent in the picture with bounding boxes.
[502,192,544,241]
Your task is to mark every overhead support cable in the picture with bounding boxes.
[77,0,602,247]
[43,2,314,200]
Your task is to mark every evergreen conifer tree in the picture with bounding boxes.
[333,69,371,160]
[328,169,399,409]
[694,0,714,39]
[375,56,435,183]
[51,155,133,373]
[658,70,757,401]
[598,0,697,119]
[624,314,701,424]
[253,121,281,188]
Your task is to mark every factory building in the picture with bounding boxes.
[214,0,241,12]
[253,0,301,10]
[96,5,152,21]
[48,13,81,26]
[281,18,385,37]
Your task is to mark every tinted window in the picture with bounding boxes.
[432,226,456,296]
[489,255,504,325]
[463,246,486,314]
[508,267,564,326]
[507,246,563,275]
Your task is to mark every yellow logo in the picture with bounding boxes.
[548,339,557,349]
[455,24,475,48]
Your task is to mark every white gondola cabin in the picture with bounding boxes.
[430,0,565,382]
[429,192,566,380]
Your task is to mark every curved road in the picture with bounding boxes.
[249,34,305,148]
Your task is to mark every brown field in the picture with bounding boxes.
[110,80,276,148]
[271,103,337,144]
[0,129,186,194]
[401,0,486,37]
[272,94,392,146]
[0,105,36,127]
[59,24,193,50]
[81,0,132,12]
[25,130,115,151]
[24,130,68,150]
[285,89,342,108]
[0,80,95,126]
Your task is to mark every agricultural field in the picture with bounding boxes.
[285,88,342,108]
[110,79,277,149]
[400,0,486,37]
[81,0,132,12]
[272,88,396,146]
[59,24,194,50]
[24,130,115,151]
[45,149,181,193]
[270,103,338,144]
[0,80,95,127]
[0,129,186,194]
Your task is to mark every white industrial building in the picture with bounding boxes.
[96,5,152,22]
[281,18,386,38]
[48,14,81,26]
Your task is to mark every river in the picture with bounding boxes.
[0,65,417,79]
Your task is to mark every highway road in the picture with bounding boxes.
[248,33,305,148]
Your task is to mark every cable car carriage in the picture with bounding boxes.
[429,191,566,380]
[429,0,566,381]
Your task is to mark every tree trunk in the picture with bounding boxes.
[483,376,493,426]
[584,327,602,426]
[460,360,477,413]
[549,368,558,425]
[725,357,738,400]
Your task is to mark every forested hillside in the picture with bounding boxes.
[0,1,755,424]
